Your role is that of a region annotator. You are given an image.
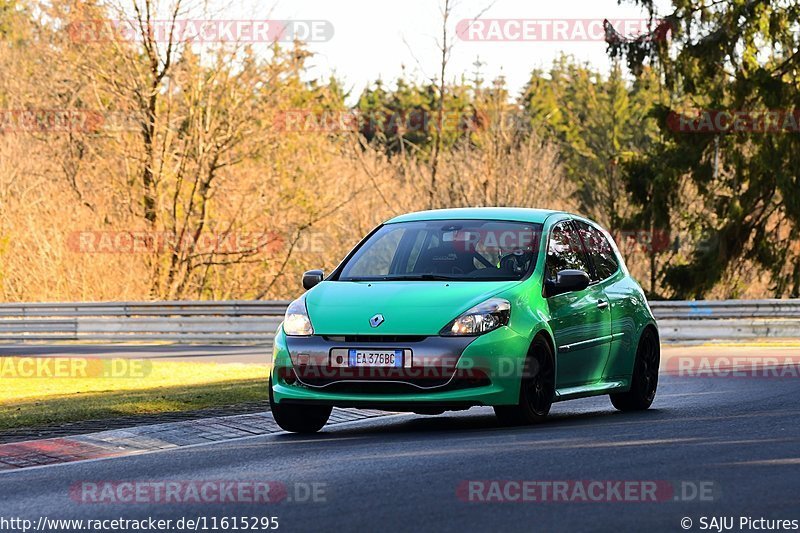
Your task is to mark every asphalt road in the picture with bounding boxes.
[1,366,799,533]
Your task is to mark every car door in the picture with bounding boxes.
[575,220,638,382]
[545,220,613,388]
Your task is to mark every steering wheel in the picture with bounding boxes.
[499,249,533,274]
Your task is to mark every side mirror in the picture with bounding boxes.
[302,269,324,290]
[544,269,590,297]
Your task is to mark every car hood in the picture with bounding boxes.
[304,280,520,336]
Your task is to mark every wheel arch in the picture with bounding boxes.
[639,321,660,348]
[532,328,556,357]
[529,327,557,391]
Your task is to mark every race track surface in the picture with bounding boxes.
[1,355,798,533]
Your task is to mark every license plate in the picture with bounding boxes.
[348,349,403,368]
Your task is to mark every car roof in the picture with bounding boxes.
[385,207,567,225]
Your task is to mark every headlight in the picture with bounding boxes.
[283,297,313,336]
[441,297,510,336]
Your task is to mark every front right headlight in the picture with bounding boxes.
[283,297,314,336]
[440,297,511,336]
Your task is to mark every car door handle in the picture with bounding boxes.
[597,300,609,310]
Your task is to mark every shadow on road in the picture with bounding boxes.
[274,405,667,441]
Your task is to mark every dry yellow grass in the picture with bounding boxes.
[0,359,270,430]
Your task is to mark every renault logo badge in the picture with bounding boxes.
[369,314,385,328]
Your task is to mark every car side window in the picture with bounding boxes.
[575,221,620,281]
[545,221,591,281]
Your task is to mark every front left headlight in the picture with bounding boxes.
[440,297,511,336]
[283,297,314,336]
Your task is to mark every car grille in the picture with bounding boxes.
[317,372,491,394]
[322,335,427,343]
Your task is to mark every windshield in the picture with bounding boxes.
[337,220,543,281]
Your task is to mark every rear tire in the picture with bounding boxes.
[610,327,660,411]
[269,377,331,433]
[494,336,555,426]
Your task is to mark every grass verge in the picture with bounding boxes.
[0,359,269,431]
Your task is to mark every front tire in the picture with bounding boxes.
[494,336,555,426]
[610,327,660,411]
[269,377,332,433]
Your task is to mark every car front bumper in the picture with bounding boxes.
[270,326,529,409]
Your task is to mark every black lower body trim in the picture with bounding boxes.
[279,399,481,412]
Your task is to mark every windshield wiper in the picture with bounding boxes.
[384,274,460,281]
[340,274,457,282]
[341,273,518,282]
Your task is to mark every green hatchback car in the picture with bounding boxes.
[269,208,660,433]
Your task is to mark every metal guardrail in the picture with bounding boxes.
[648,299,800,319]
[649,300,800,341]
[0,299,798,343]
[0,301,286,342]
